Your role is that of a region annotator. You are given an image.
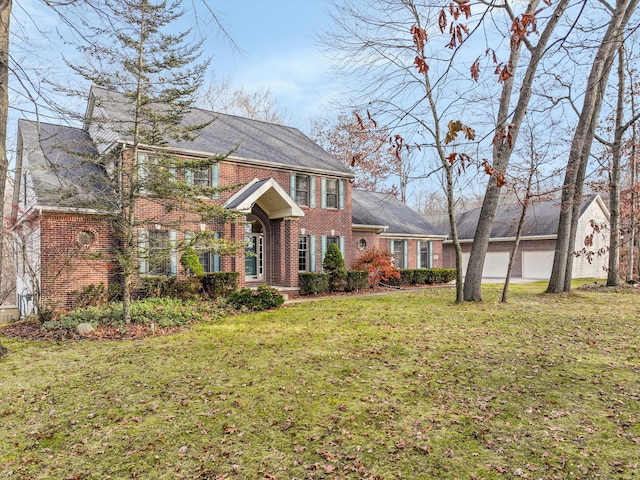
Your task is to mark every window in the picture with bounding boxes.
[298,236,308,271]
[419,241,432,269]
[392,240,405,269]
[187,163,220,199]
[295,175,309,206]
[193,168,211,186]
[198,252,219,273]
[325,179,338,209]
[326,236,339,247]
[358,238,367,250]
[148,230,170,276]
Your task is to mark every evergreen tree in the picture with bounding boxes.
[323,243,347,292]
[66,0,240,323]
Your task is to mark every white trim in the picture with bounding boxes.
[224,178,305,219]
[118,141,355,180]
[381,233,448,240]
[352,224,388,233]
[447,234,557,244]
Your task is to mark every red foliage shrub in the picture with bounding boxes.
[352,248,400,287]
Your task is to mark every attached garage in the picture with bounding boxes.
[463,251,510,278]
[522,250,555,279]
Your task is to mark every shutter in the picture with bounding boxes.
[309,175,316,208]
[321,177,327,209]
[403,240,409,269]
[339,179,345,210]
[185,169,193,185]
[339,236,345,256]
[428,241,433,268]
[310,235,317,272]
[211,163,220,199]
[214,232,221,272]
[138,228,148,274]
[290,173,296,201]
[321,236,327,269]
[417,241,422,269]
[169,230,178,276]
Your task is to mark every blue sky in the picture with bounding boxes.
[10,0,338,132]
[210,0,338,125]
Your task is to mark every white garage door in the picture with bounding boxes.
[522,250,554,279]
[462,252,510,278]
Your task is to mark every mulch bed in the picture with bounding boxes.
[1,321,183,342]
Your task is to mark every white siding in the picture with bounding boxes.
[572,199,609,279]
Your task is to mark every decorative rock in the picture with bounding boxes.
[76,323,94,335]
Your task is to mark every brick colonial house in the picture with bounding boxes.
[11,86,445,315]
[438,195,610,279]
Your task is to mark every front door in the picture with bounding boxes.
[245,233,264,282]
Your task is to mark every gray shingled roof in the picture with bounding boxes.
[19,119,113,210]
[89,87,352,176]
[452,196,603,240]
[352,190,445,236]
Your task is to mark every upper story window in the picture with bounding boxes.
[290,173,315,207]
[325,178,339,209]
[295,175,309,206]
[186,162,220,199]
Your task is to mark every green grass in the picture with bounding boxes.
[1,282,639,479]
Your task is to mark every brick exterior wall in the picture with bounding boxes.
[39,213,116,310]
[34,149,443,310]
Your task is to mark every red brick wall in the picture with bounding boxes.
[39,213,116,310]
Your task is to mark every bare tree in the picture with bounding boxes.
[547,0,639,293]
[462,0,571,302]
[200,75,289,124]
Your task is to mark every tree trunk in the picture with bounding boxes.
[463,0,568,301]
[0,0,11,355]
[607,45,626,286]
[547,0,638,293]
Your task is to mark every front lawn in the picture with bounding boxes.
[1,283,638,479]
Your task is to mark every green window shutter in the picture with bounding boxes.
[214,232,221,272]
[339,179,345,210]
[170,230,178,276]
[428,240,433,268]
[138,228,148,274]
[211,163,220,199]
[339,236,345,256]
[321,178,327,209]
[310,235,317,272]
[185,169,193,185]
[309,175,316,208]
[417,241,422,269]
[321,235,327,269]
[403,240,409,269]
[290,173,296,200]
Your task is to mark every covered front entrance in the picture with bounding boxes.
[225,178,305,288]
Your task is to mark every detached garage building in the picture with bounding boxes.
[439,195,610,280]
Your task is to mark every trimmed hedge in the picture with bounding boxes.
[346,270,368,292]
[227,285,284,311]
[202,272,240,299]
[299,272,330,295]
[137,276,177,299]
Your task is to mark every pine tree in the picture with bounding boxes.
[66,0,240,323]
